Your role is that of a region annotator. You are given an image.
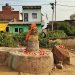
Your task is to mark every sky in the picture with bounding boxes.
[0,0,75,27]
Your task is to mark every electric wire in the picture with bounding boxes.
[0,2,75,8]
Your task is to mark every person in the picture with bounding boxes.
[42,29,46,38]
[25,22,38,41]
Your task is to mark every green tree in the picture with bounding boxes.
[59,22,75,36]
[70,14,75,20]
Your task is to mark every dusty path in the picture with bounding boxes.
[0,47,75,75]
[51,52,75,75]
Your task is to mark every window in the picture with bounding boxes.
[24,13,28,22]
[32,13,37,19]
[6,27,9,32]
[15,28,18,32]
[19,28,23,33]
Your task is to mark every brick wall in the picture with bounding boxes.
[0,4,19,21]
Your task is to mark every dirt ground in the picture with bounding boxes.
[51,52,75,75]
[0,47,75,75]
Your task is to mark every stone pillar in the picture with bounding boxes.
[26,35,39,51]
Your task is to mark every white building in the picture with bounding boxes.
[22,6,41,23]
[22,6,42,33]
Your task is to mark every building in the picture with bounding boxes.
[8,22,42,34]
[46,20,75,31]
[8,22,29,34]
[65,20,75,26]
[7,6,42,34]
[0,3,19,21]
[22,6,41,23]
[0,5,42,33]
[46,21,64,30]
[0,22,8,32]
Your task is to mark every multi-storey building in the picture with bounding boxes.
[0,5,42,33]
[7,6,42,34]
[22,6,41,23]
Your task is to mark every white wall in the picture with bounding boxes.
[22,9,41,23]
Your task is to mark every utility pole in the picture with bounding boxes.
[55,0,56,21]
[50,3,54,31]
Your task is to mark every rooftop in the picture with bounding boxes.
[9,21,41,24]
[22,6,41,9]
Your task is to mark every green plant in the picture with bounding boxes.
[49,39,62,48]
[39,38,49,48]
[39,30,66,48]
[47,30,67,38]
[0,33,17,47]
[13,32,27,45]
[59,22,75,36]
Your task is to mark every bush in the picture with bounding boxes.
[0,32,27,47]
[48,39,62,48]
[0,30,66,48]
[39,38,49,48]
[13,32,27,46]
[47,30,67,38]
[0,32,17,47]
[39,30,66,48]
[59,22,75,36]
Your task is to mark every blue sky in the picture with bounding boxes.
[0,0,75,26]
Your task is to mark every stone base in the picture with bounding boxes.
[0,50,9,65]
[8,50,54,74]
